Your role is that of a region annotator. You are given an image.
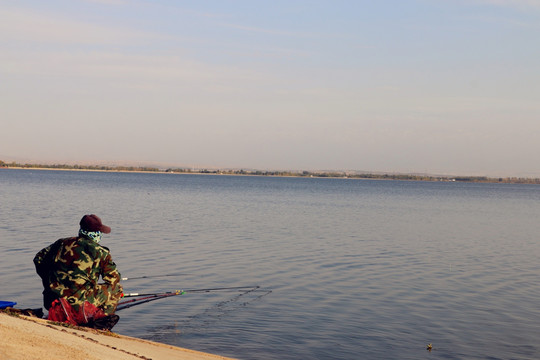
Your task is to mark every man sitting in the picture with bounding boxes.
[34,214,123,330]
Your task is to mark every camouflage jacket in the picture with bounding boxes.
[34,236,121,309]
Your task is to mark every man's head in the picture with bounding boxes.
[80,214,111,234]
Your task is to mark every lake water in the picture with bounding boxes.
[1,169,540,359]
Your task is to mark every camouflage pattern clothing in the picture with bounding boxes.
[34,236,123,315]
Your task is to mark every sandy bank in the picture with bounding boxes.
[0,312,236,360]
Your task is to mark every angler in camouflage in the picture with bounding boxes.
[34,214,123,323]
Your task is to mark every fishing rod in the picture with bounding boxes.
[117,290,184,311]
[121,273,192,281]
[122,286,260,297]
[116,286,260,311]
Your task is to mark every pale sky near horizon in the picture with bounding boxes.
[1,0,539,177]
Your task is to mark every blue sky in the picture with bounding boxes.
[1,0,539,176]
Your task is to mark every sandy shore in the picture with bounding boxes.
[0,312,237,360]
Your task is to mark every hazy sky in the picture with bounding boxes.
[1,0,539,176]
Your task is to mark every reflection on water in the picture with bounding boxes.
[1,169,540,359]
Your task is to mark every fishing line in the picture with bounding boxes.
[159,287,272,333]
[132,287,272,340]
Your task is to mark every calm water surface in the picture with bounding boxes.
[1,169,540,359]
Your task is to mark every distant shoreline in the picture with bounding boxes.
[2,165,161,174]
[1,161,539,184]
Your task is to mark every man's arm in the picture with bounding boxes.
[100,251,121,287]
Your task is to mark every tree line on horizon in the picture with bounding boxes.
[2,160,539,184]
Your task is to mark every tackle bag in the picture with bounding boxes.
[47,298,119,330]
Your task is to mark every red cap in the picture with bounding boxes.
[79,214,111,234]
